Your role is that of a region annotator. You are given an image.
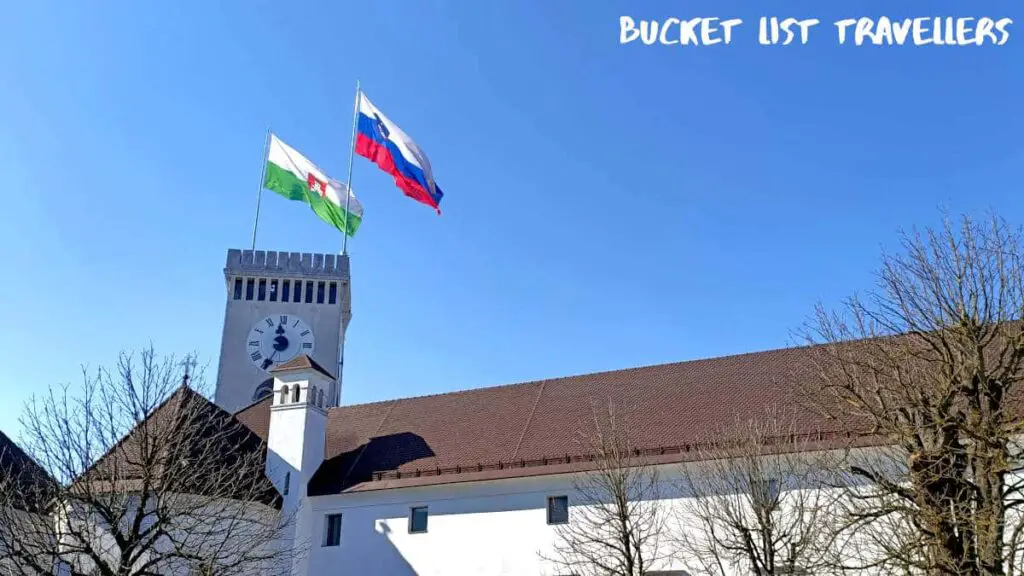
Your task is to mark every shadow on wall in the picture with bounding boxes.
[361,520,420,575]
[308,432,436,495]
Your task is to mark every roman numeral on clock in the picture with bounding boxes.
[265,318,274,328]
[250,351,262,361]
[302,342,312,349]
[248,340,259,347]
[300,330,310,337]
[280,315,288,325]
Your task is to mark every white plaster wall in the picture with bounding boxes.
[302,469,703,576]
[298,458,887,576]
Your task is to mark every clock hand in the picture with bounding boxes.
[261,348,280,371]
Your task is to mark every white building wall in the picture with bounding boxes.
[301,467,715,576]
[297,459,887,576]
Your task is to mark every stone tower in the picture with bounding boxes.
[214,249,351,413]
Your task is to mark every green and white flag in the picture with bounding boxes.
[263,134,363,236]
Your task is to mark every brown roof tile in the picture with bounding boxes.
[234,344,845,495]
[270,354,335,380]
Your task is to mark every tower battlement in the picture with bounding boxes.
[225,249,349,280]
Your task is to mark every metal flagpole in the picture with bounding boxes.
[250,128,272,250]
[342,80,360,255]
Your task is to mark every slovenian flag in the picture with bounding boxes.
[355,93,444,213]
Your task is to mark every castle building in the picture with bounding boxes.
[201,249,837,575]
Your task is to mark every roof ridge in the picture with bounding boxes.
[339,402,395,486]
[329,342,807,411]
[510,382,545,461]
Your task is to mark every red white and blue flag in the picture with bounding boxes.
[355,93,444,213]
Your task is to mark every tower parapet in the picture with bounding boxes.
[225,249,349,281]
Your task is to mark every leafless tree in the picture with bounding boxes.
[799,214,1024,576]
[672,407,842,576]
[0,348,295,576]
[541,401,671,576]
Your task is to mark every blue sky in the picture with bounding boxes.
[0,0,1020,437]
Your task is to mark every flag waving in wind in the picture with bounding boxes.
[355,93,444,213]
[263,134,363,236]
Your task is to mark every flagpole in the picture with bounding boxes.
[250,127,271,250]
[342,80,360,255]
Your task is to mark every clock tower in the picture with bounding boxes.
[214,248,351,414]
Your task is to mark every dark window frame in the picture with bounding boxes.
[316,281,325,304]
[283,472,290,496]
[323,513,342,547]
[282,280,291,302]
[245,278,255,301]
[329,282,338,304]
[269,279,278,302]
[257,279,267,301]
[293,280,303,303]
[233,278,243,300]
[409,506,428,534]
[547,495,569,525]
[305,281,314,303]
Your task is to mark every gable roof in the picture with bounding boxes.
[82,386,279,506]
[270,354,335,380]
[0,430,55,511]
[235,344,848,495]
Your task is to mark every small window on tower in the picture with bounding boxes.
[233,278,243,300]
[305,281,314,303]
[245,278,255,301]
[317,281,325,304]
[293,281,303,303]
[257,279,267,301]
[283,472,290,496]
[329,282,338,304]
[269,279,278,302]
[282,280,291,302]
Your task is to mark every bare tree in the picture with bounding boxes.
[541,401,671,576]
[0,348,295,576]
[800,214,1024,576]
[672,407,842,576]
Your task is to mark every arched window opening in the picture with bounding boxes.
[292,384,301,403]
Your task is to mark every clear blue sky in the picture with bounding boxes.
[0,0,1021,437]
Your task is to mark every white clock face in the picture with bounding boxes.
[247,315,315,373]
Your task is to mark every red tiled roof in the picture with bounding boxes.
[270,354,335,380]
[234,344,846,494]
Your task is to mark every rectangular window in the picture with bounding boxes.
[269,279,278,302]
[329,282,338,304]
[245,278,255,301]
[323,513,342,547]
[547,496,569,525]
[317,281,325,304]
[293,281,303,303]
[233,278,243,300]
[283,472,290,495]
[409,506,428,534]
[305,281,314,303]
[282,280,291,302]
[257,279,267,301]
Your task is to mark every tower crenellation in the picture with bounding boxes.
[225,249,350,279]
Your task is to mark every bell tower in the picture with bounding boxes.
[214,249,351,414]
